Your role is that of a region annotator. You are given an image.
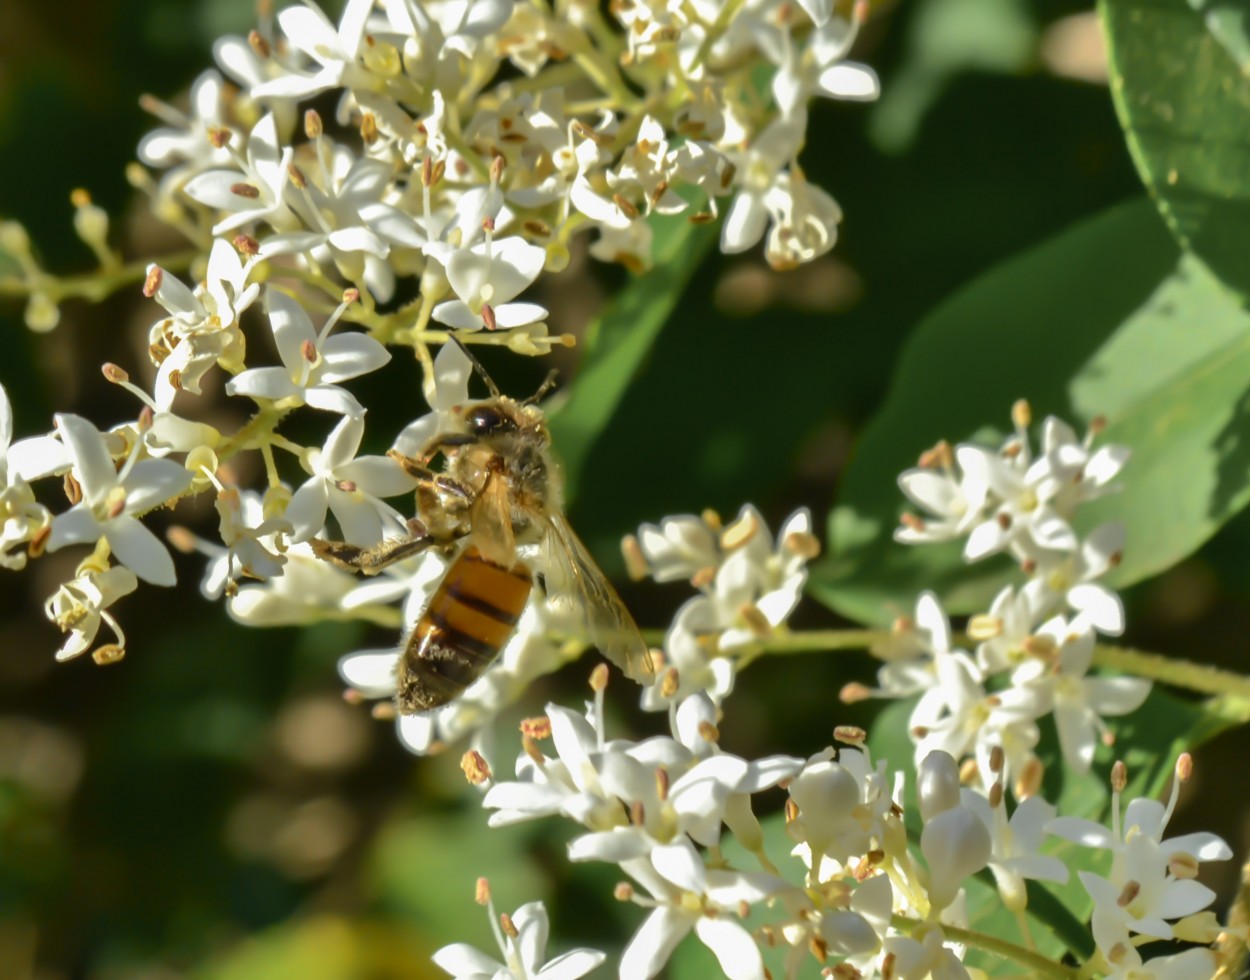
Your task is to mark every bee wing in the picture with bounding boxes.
[468,464,517,568]
[543,514,656,684]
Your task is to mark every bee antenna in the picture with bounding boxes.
[523,369,559,405]
[450,332,501,399]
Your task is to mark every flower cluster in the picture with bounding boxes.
[624,505,820,710]
[866,403,1145,790]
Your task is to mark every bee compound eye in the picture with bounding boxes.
[466,405,513,435]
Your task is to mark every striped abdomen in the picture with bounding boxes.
[396,546,533,712]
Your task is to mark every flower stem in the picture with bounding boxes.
[0,249,198,303]
[890,914,1080,978]
[636,626,1250,702]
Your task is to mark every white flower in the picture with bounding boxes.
[47,414,192,586]
[44,549,138,661]
[431,236,548,331]
[0,383,52,569]
[433,898,605,980]
[895,446,990,546]
[229,543,360,626]
[137,69,235,188]
[720,114,806,255]
[225,288,389,417]
[772,13,879,119]
[618,838,790,980]
[287,414,414,546]
[183,113,295,235]
[1024,614,1150,774]
[248,0,374,100]
[392,340,473,458]
[1023,521,1126,636]
[168,488,291,598]
[761,170,842,270]
[961,787,1068,912]
[633,512,721,584]
[1049,757,1231,943]
[145,238,258,408]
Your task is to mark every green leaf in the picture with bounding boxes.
[1102,0,1250,296]
[814,199,1250,625]
[547,215,717,503]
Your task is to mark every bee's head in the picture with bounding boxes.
[463,401,518,437]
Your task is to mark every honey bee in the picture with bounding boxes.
[312,339,655,712]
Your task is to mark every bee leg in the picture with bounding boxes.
[311,520,438,574]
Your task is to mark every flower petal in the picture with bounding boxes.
[107,514,177,586]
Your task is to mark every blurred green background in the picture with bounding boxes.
[2,0,1249,977]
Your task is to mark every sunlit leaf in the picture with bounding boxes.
[1103,0,1250,296]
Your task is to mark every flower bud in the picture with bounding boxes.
[917,750,961,824]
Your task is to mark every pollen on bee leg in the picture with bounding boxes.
[461,750,492,785]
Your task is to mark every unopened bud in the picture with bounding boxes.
[0,220,31,255]
[25,292,60,333]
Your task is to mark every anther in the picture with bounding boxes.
[519,716,552,739]
[301,339,318,362]
[460,749,492,785]
[1116,880,1140,907]
[248,30,271,58]
[304,109,323,139]
[996,512,1013,530]
[1016,760,1043,800]
[233,233,259,255]
[481,303,498,331]
[655,767,670,802]
[1012,399,1032,429]
[621,534,648,581]
[143,266,163,297]
[721,510,760,550]
[499,913,517,939]
[1111,760,1128,793]
[360,112,379,145]
[207,127,232,149]
[1176,753,1193,783]
[899,512,925,532]
[286,165,307,190]
[589,663,609,692]
[92,644,125,665]
[966,614,1003,641]
[102,363,129,384]
[784,531,821,559]
[630,800,645,827]
[230,183,261,199]
[839,681,871,704]
[834,726,866,746]
[697,720,720,743]
[475,877,491,905]
[661,667,679,698]
[613,882,634,902]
